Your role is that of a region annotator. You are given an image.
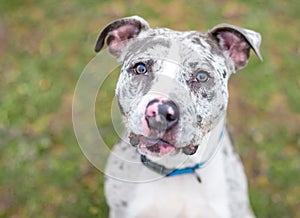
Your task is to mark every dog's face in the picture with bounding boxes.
[95,16,262,157]
[116,31,232,157]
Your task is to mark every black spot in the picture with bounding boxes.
[147,144,160,153]
[205,55,215,63]
[222,70,227,79]
[201,92,208,98]
[189,62,198,69]
[207,91,216,102]
[191,36,205,48]
[121,200,128,207]
[191,37,200,44]
[196,115,203,126]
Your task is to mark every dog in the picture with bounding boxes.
[94,16,262,218]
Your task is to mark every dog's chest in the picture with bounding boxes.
[105,140,233,218]
[126,172,231,218]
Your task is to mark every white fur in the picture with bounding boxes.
[105,128,255,218]
[99,16,261,218]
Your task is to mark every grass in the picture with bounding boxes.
[0,0,299,217]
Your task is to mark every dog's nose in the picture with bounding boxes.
[145,99,179,132]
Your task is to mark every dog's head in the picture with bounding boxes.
[95,16,262,158]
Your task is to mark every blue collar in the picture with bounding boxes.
[140,130,224,182]
[141,154,205,182]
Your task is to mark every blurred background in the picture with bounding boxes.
[0,0,299,217]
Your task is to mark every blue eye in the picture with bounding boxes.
[134,63,147,74]
[196,71,209,82]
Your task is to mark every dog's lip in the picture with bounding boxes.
[137,135,176,157]
[129,133,199,157]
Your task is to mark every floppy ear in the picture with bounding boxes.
[94,16,150,57]
[209,24,262,70]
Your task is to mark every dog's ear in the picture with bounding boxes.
[209,24,262,70]
[94,16,150,57]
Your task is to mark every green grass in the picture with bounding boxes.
[0,0,299,217]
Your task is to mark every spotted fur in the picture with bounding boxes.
[95,16,262,218]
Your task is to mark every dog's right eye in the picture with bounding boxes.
[134,63,147,74]
[196,71,209,82]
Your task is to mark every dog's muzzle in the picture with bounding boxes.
[129,98,199,157]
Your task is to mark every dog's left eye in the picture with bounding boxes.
[134,63,147,74]
[196,71,209,82]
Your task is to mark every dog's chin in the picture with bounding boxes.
[129,133,198,157]
[139,139,177,157]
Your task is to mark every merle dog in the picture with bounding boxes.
[95,16,262,218]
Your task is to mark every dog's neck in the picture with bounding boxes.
[141,115,226,172]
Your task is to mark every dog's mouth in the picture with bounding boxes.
[129,133,198,157]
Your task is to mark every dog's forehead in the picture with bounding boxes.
[124,28,224,71]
